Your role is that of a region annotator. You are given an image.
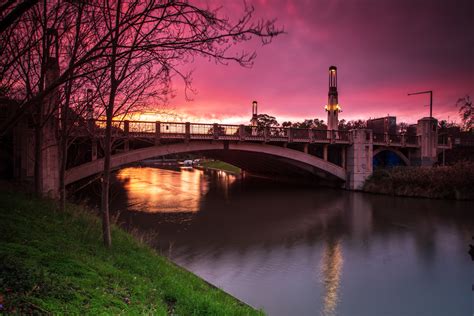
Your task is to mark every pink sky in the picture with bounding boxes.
[165,0,473,125]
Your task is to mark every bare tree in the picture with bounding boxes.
[457,95,473,131]
[0,0,39,34]
[1,0,282,247]
[87,0,282,247]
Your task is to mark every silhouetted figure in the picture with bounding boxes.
[469,237,474,261]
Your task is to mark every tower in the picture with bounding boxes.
[251,100,258,136]
[251,100,258,126]
[326,66,340,130]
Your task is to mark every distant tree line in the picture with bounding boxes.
[253,95,473,133]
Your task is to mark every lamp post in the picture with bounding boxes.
[408,90,433,118]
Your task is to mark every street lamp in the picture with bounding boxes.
[408,90,433,118]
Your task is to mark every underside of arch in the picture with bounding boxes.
[65,142,346,185]
[373,147,410,166]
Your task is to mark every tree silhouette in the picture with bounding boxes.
[456,95,473,131]
[1,0,283,248]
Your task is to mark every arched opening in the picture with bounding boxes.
[65,142,347,186]
[373,148,409,168]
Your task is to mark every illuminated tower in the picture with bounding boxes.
[251,100,258,135]
[326,66,340,131]
[251,100,258,126]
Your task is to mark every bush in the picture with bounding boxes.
[363,162,474,200]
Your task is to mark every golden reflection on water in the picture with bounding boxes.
[319,239,343,316]
[116,167,237,213]
[116,167,209,213]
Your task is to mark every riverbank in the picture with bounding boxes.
[0,191,261,315]
[362,162,474,200]
[198,160,241,174]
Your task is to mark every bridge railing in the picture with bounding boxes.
[79,119,427,148]
[216,124,240,139]
[292,128,310,141]
[268,126,289,139]
[312,129,329,141]
[128,121,156,136]
[335,130,351,142]
[189,123,214,139]
[373,133,385,143]
[160,122,186,138]
[242,125,265,139]
[405,135,418,145]
[388,134,402,144]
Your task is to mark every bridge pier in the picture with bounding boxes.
[341,147,346,169]
[346,129,373,190]
[411,117,438,166]
[155,121,161,145]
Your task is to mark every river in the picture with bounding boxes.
[92,166,473,316]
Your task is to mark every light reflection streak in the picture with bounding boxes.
[116,167,209,212]
[319,239,343,316]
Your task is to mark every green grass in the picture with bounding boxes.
[363,162,474,200]
[200,161,241,174]
[0,191,262,315]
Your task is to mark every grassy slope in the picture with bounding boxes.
[0,191,261,315]
[200,161,241,174]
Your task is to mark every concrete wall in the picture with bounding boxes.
[346,129,373,190]
[416,117,438,166]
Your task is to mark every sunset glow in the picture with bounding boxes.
[162,0,473,125]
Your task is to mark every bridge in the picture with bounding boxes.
[58,117,451,192]
[3,61,453,197]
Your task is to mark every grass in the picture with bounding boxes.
[363,162,474,200]
[199,161,241,174]
[0,190,262,315]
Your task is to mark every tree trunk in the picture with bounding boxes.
[34,101,43,196]
[101,104,113,248]
[59,102,67,211]
[100,0,121,248]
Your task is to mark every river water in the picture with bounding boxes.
[102,166,473,316]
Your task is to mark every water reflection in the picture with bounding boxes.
[317,239,342,316]
[116,167,212,212]
[107,167,474,316]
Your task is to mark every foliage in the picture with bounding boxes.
[281,118,327,129]
[200,160,241,174]
[337,119,366,130]
[363,162,474,200]
[0,191,261,315]
[438,120,458,130]
[456,95,473,131]
[397,122,409,133]
[254,113,279,130]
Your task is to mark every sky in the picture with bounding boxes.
[159,0,473,125]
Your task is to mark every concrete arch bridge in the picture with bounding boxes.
[57,118,450,194]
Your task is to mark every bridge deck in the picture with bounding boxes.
[71,120,450,148]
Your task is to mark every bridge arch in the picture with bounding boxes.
[373,147,410,167]
[65,142,346,185]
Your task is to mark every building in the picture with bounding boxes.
[367,116,396,134]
